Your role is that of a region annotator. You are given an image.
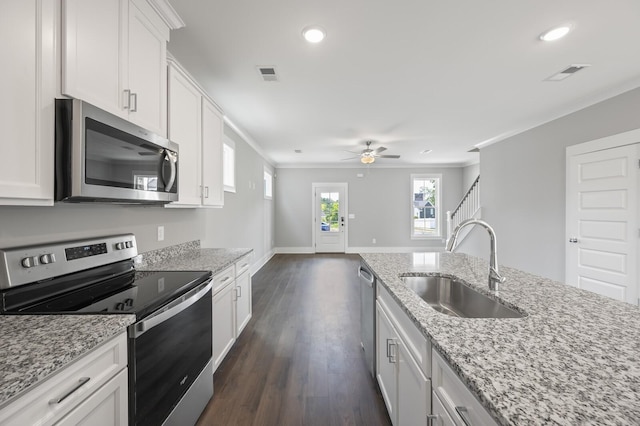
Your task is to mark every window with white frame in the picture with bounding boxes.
[223,138,235,193]
[264,168,273,199]
[411,174,441,238]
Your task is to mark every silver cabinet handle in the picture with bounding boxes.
[123,89,131,110]
[204,186,209,198]
[49,377,90,404]
[130,92,138,112]
[387,339,397,363]
[221,276,231,283]
[569,238,578,243]
[455,406,472,426]
[237,285,241,298]
[427,414,439,426]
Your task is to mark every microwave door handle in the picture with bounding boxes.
[161,150,177,192]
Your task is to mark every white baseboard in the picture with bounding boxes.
[274,247,315,254]
[347,246,445,253]
[251,249,275,276]
[273,246,445,255]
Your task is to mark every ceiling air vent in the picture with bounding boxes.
[257,66,278,82]
[545,64,591,82]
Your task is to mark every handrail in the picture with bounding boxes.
[451,175,479,219]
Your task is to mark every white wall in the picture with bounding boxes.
[274,166,463,251]
[462,163,480,190]
[459,87,640,281]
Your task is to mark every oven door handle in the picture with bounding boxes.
[130,280,212,338]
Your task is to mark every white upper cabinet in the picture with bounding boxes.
[168,63,202,205]
[0,0,56,205]
[167,60,225,208]
[62,0,169,136]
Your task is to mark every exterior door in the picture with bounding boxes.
[566,143,639,305]
[313,183,347,253]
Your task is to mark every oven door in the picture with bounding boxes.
[129,280,212,426]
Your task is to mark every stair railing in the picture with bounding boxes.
[446,176,480,241]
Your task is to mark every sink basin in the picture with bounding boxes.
[400,275,524,319]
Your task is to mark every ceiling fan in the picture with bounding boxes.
[342,141,401,164]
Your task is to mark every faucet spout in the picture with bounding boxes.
[445,219,506,291]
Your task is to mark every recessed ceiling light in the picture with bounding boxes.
[302,26,325,43]
[420,149,432,155]
[539,25,572,42]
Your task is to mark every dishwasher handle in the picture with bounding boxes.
[358,266,374,286]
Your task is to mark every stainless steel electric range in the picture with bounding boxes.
[0,234,213,426]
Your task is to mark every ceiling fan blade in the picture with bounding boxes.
[344,150,363,154]
[341,156,359,161]
[378,155,401,159]
[373,146,387,154]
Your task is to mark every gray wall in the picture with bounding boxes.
[462,163,480,190]
[274,167,463,250]
[0,125,274,267]
[201,126,275,265]
[459,87,640,281]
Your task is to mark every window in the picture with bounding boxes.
[411,174,441,238]
[223,138,235,192]
[264,168,273,199]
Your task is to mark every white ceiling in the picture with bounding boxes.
[166,0,640,167]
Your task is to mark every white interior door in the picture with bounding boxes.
[313,183,347,253]
[566,143,639,305]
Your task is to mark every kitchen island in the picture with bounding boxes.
[360,252,640,425]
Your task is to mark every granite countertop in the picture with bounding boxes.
[0,314,135,408]
[137,246,253,274]
[360,252,640,425]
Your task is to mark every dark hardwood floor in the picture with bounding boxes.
[196,254,391,426]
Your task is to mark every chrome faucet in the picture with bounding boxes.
[445,219,506,291]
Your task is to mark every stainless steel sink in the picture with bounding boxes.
[400,275,524,319]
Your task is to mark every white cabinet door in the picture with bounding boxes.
[397,340,430,426]
[432,393,456,426]
[55,369,128,426]
[0,0,55,205]
[201,98,224,207]
[213,282,236,372]
[376,302,398,425]
[235,271,252,336]
[62,0,127,118]
[127,0,167,135]
[168,64,202,206]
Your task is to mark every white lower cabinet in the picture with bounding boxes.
[431,392,456,426]
[212,265,236,371]
[212,255,253,373]
[55,369,128,426]
[0,333,128,426]
[432,350,498,426]
[376,283,430,426]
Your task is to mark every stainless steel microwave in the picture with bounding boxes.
[55,99,178,204]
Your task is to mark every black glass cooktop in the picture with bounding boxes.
[6,267,211,320]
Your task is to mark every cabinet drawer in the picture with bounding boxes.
[378,283,431,377]
[432,392,456,426]
[235,256,251,278]
[432,350,498,426]
[0,333,127,426]
[212,265,235,294]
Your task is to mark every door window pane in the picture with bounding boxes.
[320,192,340,232]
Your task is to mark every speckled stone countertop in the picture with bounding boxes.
[137,241,252,274]
[0,314,134,408]
[360,252,640,425]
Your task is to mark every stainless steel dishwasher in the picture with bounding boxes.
[359,262,376,377]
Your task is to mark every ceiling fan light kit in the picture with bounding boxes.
[361,155,375,164]
[343,140,401,164]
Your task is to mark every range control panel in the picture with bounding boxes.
[0,234,137,289]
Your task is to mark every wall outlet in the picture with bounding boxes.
[372,238,376,244]
[157,225,165,242]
